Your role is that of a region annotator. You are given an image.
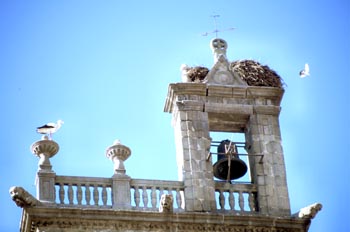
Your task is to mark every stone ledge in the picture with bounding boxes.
[246,86,284,105]
[253,105,282,115]
[23,206,311,232]
[164,83,207,113]
[164,83,284,114]
[205,102,253,115]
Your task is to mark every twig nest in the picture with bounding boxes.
[230,60,285,88]
[186,66,209,82]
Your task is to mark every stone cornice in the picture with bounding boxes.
[164,83,284,114]
[253,105,282,116]
[23,206,310,232]
[205,103,253,115]
[164,83,207,113]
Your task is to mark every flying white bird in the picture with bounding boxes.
[299,63,310,78]
[36,120,64,139]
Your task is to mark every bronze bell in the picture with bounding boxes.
[213,140,247,181]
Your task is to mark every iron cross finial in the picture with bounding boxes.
[202,14,235,38]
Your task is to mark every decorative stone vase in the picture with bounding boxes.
[31,136,59,172]
[106,140,131,175]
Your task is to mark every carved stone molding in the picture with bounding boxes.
[22,207,311,232]
[31,219,307,232]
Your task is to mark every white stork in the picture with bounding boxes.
[36,120,64,139]
[299,63,310,78]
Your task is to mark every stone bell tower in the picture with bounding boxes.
[10,37,322,232]
[165,37,293,215]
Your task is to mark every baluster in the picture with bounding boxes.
[175,188,181,209]
[85,185,91,205]
[219,189,225,210]
[248,192,256,212]
[68,184,73,205]
[134,186,140,207]
[142,186,148,208]
[77,184,82,205]
[93,184,99,206]
[102,185,107,206]
[59,183,65,204]
[151,186,157,209]
[238,191,244,211]
[53,184,56,201]
[171,190,176,209]
[159,187,164,199]
[229,189,235,210]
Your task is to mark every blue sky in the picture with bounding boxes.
[1,0,349,231]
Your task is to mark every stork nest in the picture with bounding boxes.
[186,66,209,82]
[230,60,285,88]
[185,60,285,88]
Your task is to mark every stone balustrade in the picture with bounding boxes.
[130,179,185,211]
[215,181,258,212]
[54,175,185,211]
[55,175,113,207]
[32,139,258,214]
[53,175,257,213]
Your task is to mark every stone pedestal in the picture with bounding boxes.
[106,140,131,209]
[111,174,131,209]
[31,136,59,202]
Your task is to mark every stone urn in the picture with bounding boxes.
[106,140,131,175]
[31,135,59,172]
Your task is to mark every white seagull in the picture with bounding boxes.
[299,63,310,78]
[36,120,64,139]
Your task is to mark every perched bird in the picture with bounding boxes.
[36,120,64,139]
[299,63,310,78]
[180,64,191,82]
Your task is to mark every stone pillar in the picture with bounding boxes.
[165,83,216,212]
[246,110,291,216]
[106,140,131,209]
[31,136,59,203]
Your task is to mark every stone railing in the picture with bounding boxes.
[54,175,185,211]
[130,179,184,211]
[32,139,258,213]
[55,175,113,207]
[215,182,258,212]
[54,175,257,212]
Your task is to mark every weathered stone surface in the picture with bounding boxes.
[22,207,312,232]
[111,174,131,209]
[36,171,56,202]
[9,186,42,208]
